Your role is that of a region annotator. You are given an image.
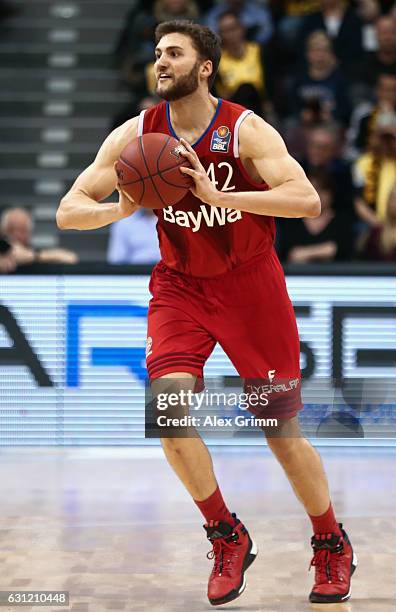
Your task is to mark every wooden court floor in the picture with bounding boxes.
[0,445,394,612]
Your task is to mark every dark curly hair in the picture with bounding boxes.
[155,20,221,90]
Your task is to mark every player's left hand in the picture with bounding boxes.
[179,138,220,206]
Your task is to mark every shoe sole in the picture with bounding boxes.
[309,551,358,604]
[209,537,258,606]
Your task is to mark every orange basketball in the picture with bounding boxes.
[115,133,193,209]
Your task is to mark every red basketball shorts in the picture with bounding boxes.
[146,249,302,419]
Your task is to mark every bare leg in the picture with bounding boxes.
[152,372,217,501]
[265,417,331,516]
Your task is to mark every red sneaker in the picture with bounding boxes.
[204,514,258,606]
[309,524,357,603]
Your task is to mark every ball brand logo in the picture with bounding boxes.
[116,168,124,181]
[217,126,229,138]
[171,144,187,159]
[163,204,242,232]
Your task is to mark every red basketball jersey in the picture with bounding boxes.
[138,98,275,277]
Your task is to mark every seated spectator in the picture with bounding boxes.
[107,209,160,264]
[214,11,266,116]
[352,14,396,100]
[288,30,350,126]
[356,0,381,52]
[278,171,353,262]
[115,0,200,94]
[260,3,322,118]
[1,207,78,264]
[284,114,327,161]
[271,0,321,48]
[297,0,364,69]
[368,14,396,78]
[359,184,396,259]
[353,110,396,225]
[204,0,273,45]
[348,72,396,155]
[302,125,356,215]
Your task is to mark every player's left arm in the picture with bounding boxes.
[180,114,321,218]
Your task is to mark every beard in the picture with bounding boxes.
[156,61,200,101]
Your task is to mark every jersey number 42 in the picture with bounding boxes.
[206,162,235,192]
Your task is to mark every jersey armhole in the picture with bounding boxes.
[233,109,253,158]
[137,109,147,136]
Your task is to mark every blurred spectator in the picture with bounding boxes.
[348,72,396,155]
[115,0,200,93]
[353,14,396,98]
[265,2,323,115]
[375,14,396,62]
[288,31,350,126]
[353,110,396,225]
[278,170,353,262]
[302,125,356,215]
[297,0,364,68]
[2,208,32,246]
[356,0,381,52]
[214,12,266,116]
[359,184,396,259]
[270,1,321,48]
[366,15,396,80]
[372,16,396,78]
[204,0,273,45]
[1,207,78,264]
[107,209,160,264]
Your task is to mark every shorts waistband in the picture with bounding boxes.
[156,250,275,283]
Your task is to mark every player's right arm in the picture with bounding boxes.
[56,118,139,231]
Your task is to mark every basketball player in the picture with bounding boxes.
[57,21,357,606]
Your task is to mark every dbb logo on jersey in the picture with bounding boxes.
[210,125,231,153]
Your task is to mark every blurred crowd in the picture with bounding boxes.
[109,0,396,265]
